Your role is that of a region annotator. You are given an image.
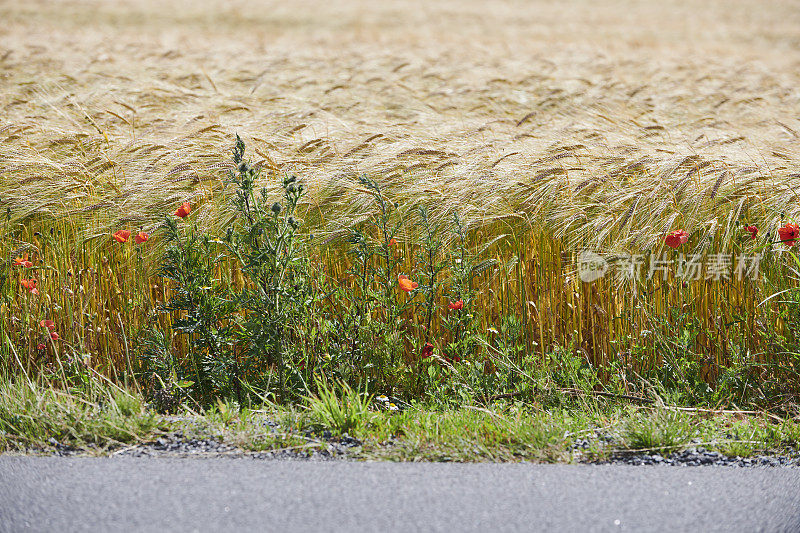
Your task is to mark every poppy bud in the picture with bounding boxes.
[271,202,282,214]
[287,183,297,193]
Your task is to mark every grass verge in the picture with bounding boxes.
[0,378,158,453]
[2,379,798,463]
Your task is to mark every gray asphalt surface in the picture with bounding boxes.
[1,458,799,533]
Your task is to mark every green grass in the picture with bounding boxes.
[304,379,373,436]
[3,378,798,462]
[623,411,695,454]
[0,378,158,452]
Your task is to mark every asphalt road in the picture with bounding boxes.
[1,458,799,532]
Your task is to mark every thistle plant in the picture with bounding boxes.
[414,206,447,339]
[224,135,312,401]
[344,229,375,345]
[356,175,405,320]
[441,212,491,365]
[157,214,237,404]
[346,175,418,391]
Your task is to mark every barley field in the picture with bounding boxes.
[2,0,800,408]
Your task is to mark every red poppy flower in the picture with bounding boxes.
[745,225,758,240]
[448,300,464,310]
[175,202,191,218]
[778,223,799,247]
[135,231,149,244]
[389,238,398,247]
[13,253,33,268]
[50,332,59,341]
[40,319,56,332]
[398,274,418,292]
[665,229,688,249]
[421,342,434,359]
[37,343,47,351]
[112,230,131,243]
[20,279,38,294]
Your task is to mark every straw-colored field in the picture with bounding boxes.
[2,0,800,242]
[2,0,800,407]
